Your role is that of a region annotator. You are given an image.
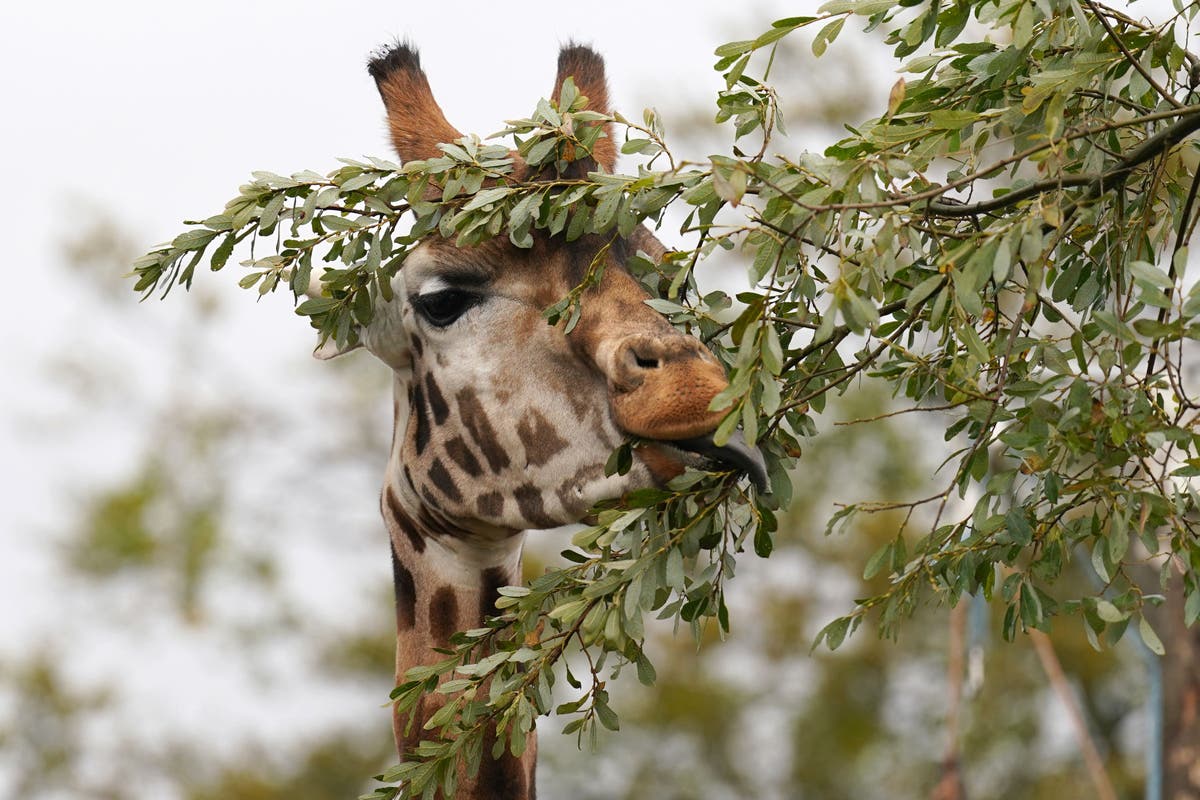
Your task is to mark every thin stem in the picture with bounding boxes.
[1084,0,1183,110]
[1029,630,1120,800]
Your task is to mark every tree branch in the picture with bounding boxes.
[927,107,1200,217]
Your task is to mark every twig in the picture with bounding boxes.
[765,105,1200,215]
[932,602,969,800]
[1028,630,1119,800]
[834,401,967,426]
[1145,153,1200,380]
[1084,0,1183,110]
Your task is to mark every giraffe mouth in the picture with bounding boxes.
[667,430,770,493]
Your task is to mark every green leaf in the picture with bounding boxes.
[461,187,512,212]
[635,652,657,686]
[1095,599,1125,623]
[594,696,620,731]
[339,172,378,192]
[666,547,685,591]
[812,18,845,57]
[1186,589,1200,627]
[1129,260,1173,289]
[817,616,852,651]
[210,235,235,271]
[863,541,893,579]
[753,523,774,558]
[714,40,755,58]
[172,229,217,251]
[711,168,746,206]
[1005,509,1033,545]
[319,215,362,232]
[1139,616,1165,655]
[928,110,980,130]
[296,297,339,316]
[906,274,944,310]
[819,0,896,15]
[548,599,589,622]
[761,325,784,375]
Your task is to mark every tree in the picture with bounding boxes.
[134,1,1200,795]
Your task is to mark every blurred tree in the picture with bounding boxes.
[0,654,112,800]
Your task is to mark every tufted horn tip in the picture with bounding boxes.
[367,40,422,84]
[366,40,464,164]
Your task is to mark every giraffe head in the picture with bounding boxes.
[322,42,766,533]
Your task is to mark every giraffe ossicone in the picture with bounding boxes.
[321,39,767,800]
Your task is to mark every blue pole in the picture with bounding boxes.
[1140,638,1163,800]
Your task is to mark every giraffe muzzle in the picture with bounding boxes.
[670,430,770,493]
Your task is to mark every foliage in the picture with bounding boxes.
[134,1,1200,796]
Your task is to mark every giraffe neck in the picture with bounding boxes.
[382,378,537,800]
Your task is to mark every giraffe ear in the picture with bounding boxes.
[312,336,361,360]
[308,283,412,370]
[310,318,412,369]
[310,310,412,370]
[301,271,363,360]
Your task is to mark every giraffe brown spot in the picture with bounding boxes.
[457,387,511,473]
[409,334,424,357]
[635,442,687,485]
[425,374,449,425]
[429,585,459,646]
[384,483,426,554]
[514,484,559,528]
[391,544,416,631]
[516,408,569,467]
[555,464,606,512]
[477,491,505,519]
[410,383,430,455]
[445,436,483,477]
[478,727,530,799]
[427,457,462,504]
[420,485,441,509]
[480,566,510,621]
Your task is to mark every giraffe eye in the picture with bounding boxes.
[411,289,482,327]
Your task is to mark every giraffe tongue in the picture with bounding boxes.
[672,430,770,494]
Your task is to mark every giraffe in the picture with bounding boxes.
[322,41,767,800]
